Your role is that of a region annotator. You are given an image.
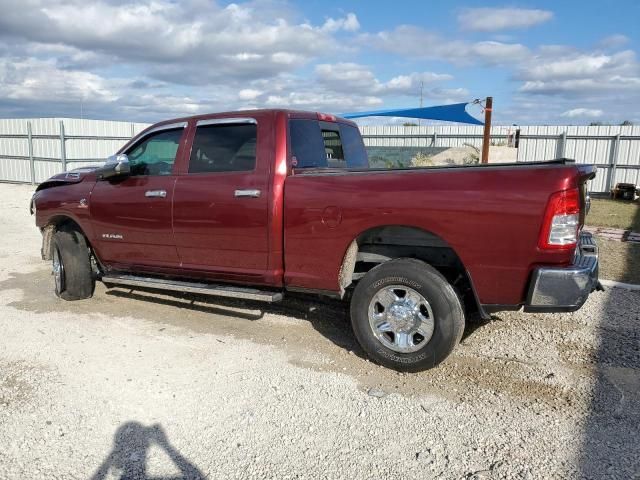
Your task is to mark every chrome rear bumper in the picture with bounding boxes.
[524,232,602,313]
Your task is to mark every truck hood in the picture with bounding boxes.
[35,166,101,192]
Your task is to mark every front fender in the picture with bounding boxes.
[34,181,96,243]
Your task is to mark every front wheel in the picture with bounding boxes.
[52,226,95,301]
[350,258,464,372]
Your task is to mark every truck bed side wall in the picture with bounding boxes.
[283,165,579,306]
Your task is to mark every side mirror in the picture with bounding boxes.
[99,154,130,179]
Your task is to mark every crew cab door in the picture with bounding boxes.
[172,117,271,283]
[90,122,188,268]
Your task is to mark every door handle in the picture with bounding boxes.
[234,189,261,198]
[145,190,167,198]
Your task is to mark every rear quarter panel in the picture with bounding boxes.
[284,164,580,305]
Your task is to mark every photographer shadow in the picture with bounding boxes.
[91,422,205,480]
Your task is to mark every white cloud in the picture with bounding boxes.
[0,55,218,120]
[0,57,117,102]
[561,108,603,119]
[264,91,382,111]
[598,34,630,49]
[0,0,359,84]
[509,45,640,124]
[516,50,640,94]
[314,63,456,99]
[458,7,553,32]
[385,72,454,92]
[427,87,471,103]
[321,13,360,32]
[238,89,263,101]
[362,25,529,65]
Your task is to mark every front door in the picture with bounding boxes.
[172,118,271,282]
[90,124,187,269]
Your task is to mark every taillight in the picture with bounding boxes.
[538,188,580,250]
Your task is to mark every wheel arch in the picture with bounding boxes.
[41,215,91,261]
[339,224,488,319]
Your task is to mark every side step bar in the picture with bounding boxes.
[102,274,284,303]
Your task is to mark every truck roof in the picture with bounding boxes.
[144,109,358,131]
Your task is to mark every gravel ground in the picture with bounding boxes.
[0,182,638,479]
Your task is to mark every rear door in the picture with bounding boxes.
[90,122,187,268]
[172,117,271,283]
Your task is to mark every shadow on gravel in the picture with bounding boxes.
[107,287,495,363]
[1,267,363,358]
[460,315,501,343]
[106,289,266,321]
[91,422,204,480]
[579,200,640,478]
[107,286,360,352]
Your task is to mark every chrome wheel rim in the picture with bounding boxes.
[368,285,435,353]
[52,247,64,294]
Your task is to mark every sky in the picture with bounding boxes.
[0,0,638,125]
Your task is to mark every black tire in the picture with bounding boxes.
[52,226,95,301]
[350,258,464,372]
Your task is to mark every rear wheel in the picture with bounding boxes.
[52,227,95,301]
[350,258,464,372]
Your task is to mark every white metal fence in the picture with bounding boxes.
[1,118,639,193]
[360,124,640,193]
[0,118,149,184]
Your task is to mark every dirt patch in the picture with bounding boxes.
[0,361,42,408]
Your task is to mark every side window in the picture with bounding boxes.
[126,129,183,176]
[290,119,369,169]
[189,124,257,173]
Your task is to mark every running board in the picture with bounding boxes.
[102,274,284,303]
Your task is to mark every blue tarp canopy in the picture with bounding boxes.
[340,102,483,125]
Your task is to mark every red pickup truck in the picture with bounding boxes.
[31,109,600,371]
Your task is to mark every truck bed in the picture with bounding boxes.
[284,159,595,307]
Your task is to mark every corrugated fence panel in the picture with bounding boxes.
[65,139,131,161]
[34,160,64,183]
[518,126,561,162]
[0,118,151,183]
[0,136,29,157]
[617,126,640,166]
[0,118,27,135]
[32,137,62,160]
[0,158,30,182]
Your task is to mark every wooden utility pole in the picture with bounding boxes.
[481,96,493,164]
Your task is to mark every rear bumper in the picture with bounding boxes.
[524,232,601,313]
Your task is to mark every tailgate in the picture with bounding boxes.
[577,164,597,226]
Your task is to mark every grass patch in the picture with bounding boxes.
[597,237,640,285]
[587,198,640,231]
[586,198,640,284]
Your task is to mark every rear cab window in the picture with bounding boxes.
[289,119,368,170]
